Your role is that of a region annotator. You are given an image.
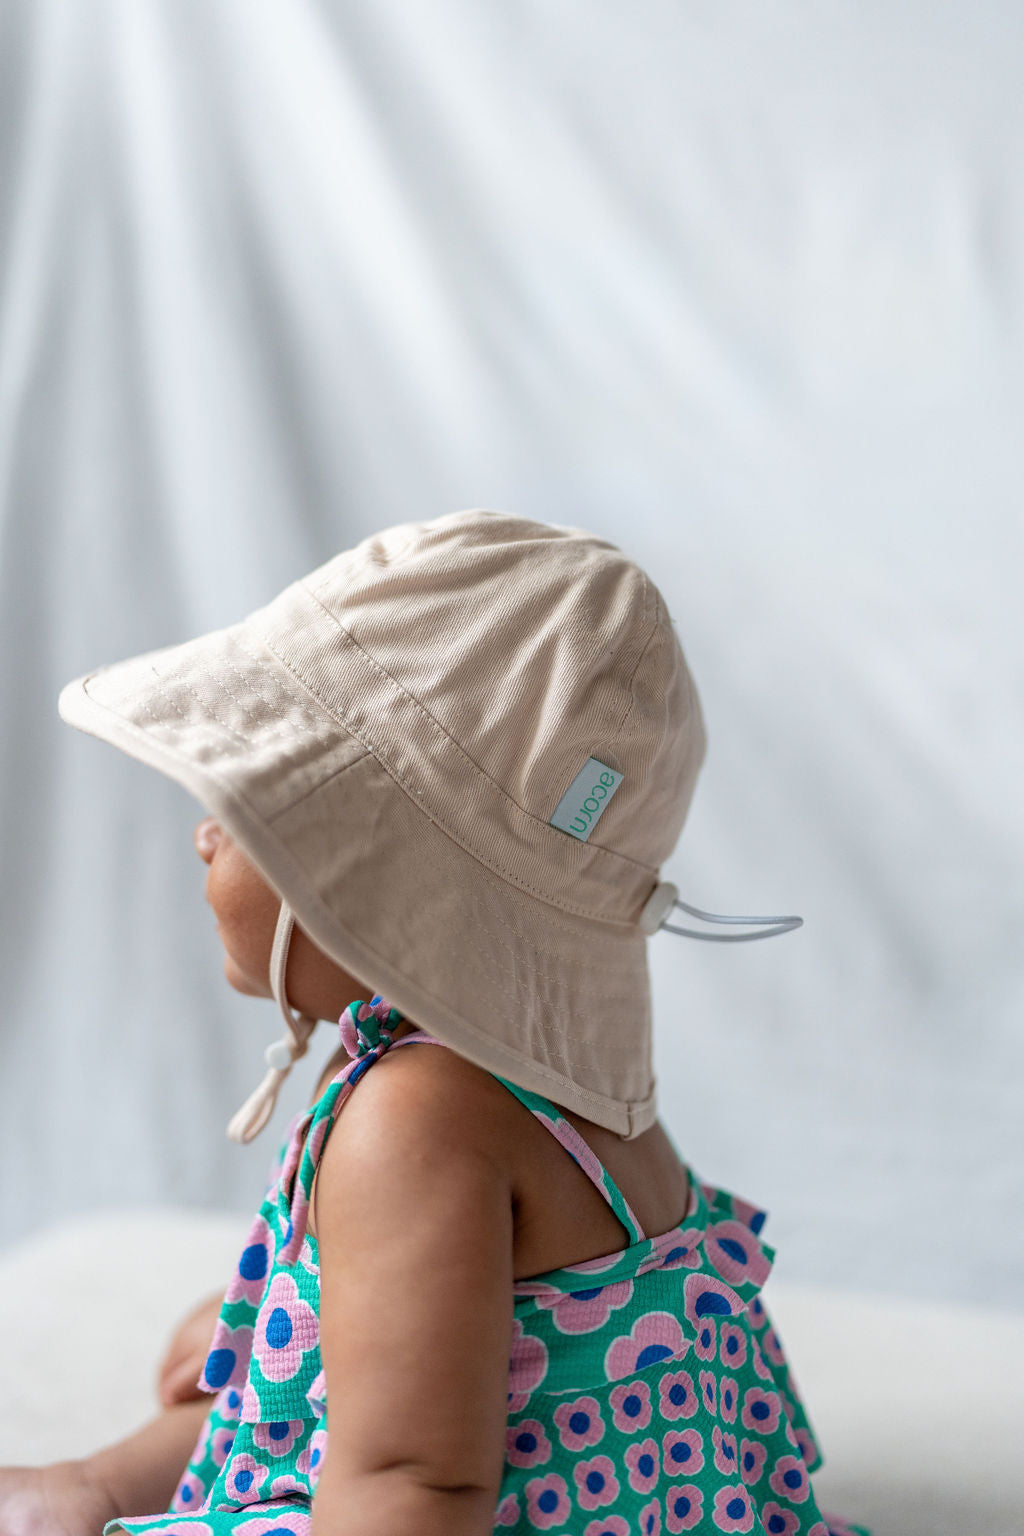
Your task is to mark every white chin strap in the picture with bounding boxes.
[226,899,319,1145]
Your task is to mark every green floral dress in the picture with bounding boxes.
[105,997,870,1536]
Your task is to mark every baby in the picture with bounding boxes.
[0,510,868,1536]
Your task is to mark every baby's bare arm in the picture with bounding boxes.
[312,1045,516,1536]
[0,1398,209,1536]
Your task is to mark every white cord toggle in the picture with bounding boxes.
[639,881,803,942]
[226,899,319,1144]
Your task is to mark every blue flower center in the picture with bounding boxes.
[239,1243,268,1281]
[569,1411,590,1435]
[266,1306,293,1349]
[538,1489,558,1513]
[203,1348,235,1389]
[635,1344,674,1369]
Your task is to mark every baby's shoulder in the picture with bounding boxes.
[318,1035,525,1171]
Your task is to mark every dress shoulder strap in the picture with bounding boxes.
[274,1002,646,1262]
[488,1072,647,1247]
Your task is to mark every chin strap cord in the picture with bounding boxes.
[226,899,319,1144]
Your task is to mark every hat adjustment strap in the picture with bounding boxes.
[639,881,803,942]
[226,900,319,1144]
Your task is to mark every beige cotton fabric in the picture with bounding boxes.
[57,509,706,1137]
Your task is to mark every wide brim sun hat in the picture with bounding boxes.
[58,509,710,1140]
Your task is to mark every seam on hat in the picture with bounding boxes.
[617,573,659,734]
[294,582,654,878]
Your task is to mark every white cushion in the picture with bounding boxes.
[1,1212,1020,1535]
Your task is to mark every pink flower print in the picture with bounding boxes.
[584,1519,630,1536]
[574,1455,620,1510]
[658,1368,698,1421]
[747,1295,768,1331]
[698,1368,717,1415]
[662,1427,703,1478]
[223,1451,269,1504]
[541,1278,634,1334]
[729,1196,768,1236]
[719,1322,747,1370]
[605,1311,687,1379]
[793,1424,818,1466]
[638,1496,662,1536]
[739,1437,767,1485]
[711,1483,754,1532]
[683,1273,742,1330]
[298,1236,319,1277]
[625,1437,660,1494]
[295,1428,328,1484]
[694,1319,717,1362]
[219,1385,244,1421]
[508,1317,549,1412]
[494,1493,520,1527]
[252,1420,304,1458]
[706,1220,772,1290]
[562,1246,628,1278]
[147,1525,213,1535]
[741,1386,781,1436]
[170,1470,206,1513]
[210,1425,237,1467]
[305,1367,327,1419]
[713,1425,739,1476]
[233,1516,312,1536]
[665,1483,703,1532]
[761,1326,787,1367]
[553,1395,605,1451]
[506,1418,551,1468]
[750,1337,772,1381]
[720,1375,739,1423]
[200,1321,253,1392]
[226,1215,273,1307]
[609,1378,652,1432]
[269,1473,308,1498]
[760,1503,801,1535]
[524,1473,571,1529]
[650,1226,705,1270]
[768,1453,810,1504]
[241,1382,261,1421]
[252,1273,318,1383]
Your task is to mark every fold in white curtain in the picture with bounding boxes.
[1,0,1021,1308]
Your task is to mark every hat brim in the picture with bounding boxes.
[59,618,657,1137]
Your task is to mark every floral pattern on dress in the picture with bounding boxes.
[103,995,871,1536]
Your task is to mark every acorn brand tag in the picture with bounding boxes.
[549,757,624,842]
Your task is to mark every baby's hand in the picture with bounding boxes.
[0,1460,117,1536]
[157,1289,225,1407]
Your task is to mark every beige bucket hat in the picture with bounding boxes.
[58,509,799,1143]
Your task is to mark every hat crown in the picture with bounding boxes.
[293,509,705,876]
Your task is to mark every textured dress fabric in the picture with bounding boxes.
[104,999,870,1536]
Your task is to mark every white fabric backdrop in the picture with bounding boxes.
[1,0,1021,1311]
